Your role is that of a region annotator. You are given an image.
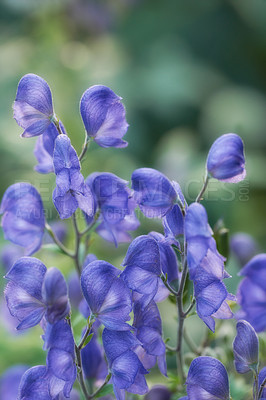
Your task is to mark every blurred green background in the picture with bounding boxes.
[0,0,266,398]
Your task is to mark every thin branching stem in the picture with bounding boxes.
[258,376,266,399]
[195,173,209,203]
[45,222,75,258]
[79,136,91,162]
[72,212,82,275]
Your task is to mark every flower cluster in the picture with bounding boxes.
[1,72,259,400]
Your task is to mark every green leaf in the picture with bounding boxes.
[94,384,114,398]
[81,333,94,349]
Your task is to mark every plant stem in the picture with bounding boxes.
[45,222,74,258]
[176,254,188,383]
[195,173,209,203]
[72,212,82,275]
[160,274,178,296]
[52,117,64,135]
[79,136,91,162]
[78,317,94,350]
[183,326,200,356]
[88,373,112,399]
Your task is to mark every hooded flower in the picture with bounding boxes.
[237,254,266,332]
[206,133,246,183]
[102,329,148,400]
[233,320,259,374]
[34,122,66,174]
[13,74,54,138]
[81,333,108,381]
[53,135,94,219]
[185,357,230,400]
[81,260,132,330]
[0,183,45,255]
[131,168,177,218]
[5,257,70,330]
[80,85,128,148]
[85,172,139,246]
[133,301,167,376]
[185,203,234,332]
[18,320,77,400]
[121,235,161,310]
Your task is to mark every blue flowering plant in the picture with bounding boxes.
[1,73,265,399]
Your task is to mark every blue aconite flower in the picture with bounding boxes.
[81,333,108,381]
[237,254,266,332]
[102,329,148,400]
[34,122,66,174]
[258,367,266,400]
[19,320,77,400]
[80,85,128,148]
[149,232,179,285]
[0,365,28,400]
[13,74,54,138]
[5,257,70,330]
[53,135,94,219]
[233,320,259,374]
[185,357,230,400]
[185,203,234,332]
[0,183,45,255]
[121,235,161,309]
[81,260,132,330]
[133,301,167,376]
[131,168,177,218]
[207,133,246,183]
[43,320,77,398]
[85,172,139,246]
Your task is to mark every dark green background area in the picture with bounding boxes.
[0,1,265,398]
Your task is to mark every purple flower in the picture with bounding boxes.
[102,329,148,399]
[0,183,45,255]
[207,133,246,183]
[233,320,259,374]
[185,357,230,400]
[131,168,177,218]
[86,172,138,246]
[81,333,108,381]
[185,203,234,332]
[237,254,266,332]
[19,321,77,399]
[44,320,77,398]
[163,204,184,242]
[68,254,97,309]
[5,257,70,330]
[145,386,171,400]
[34,122,66,174]
[133,301,167,376]
[230,233,257,267]
[80,85,128,148]
[81,260,132,330]
[13,74,54,138]
[53,135,94,219]
[121,235,161,309]
[149,232,179,285]
[0,365,28,400]
[258,367,266,400]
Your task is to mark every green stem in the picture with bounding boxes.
[52,117,64,135]
[195,173,209,203]
[88,373,111,399]
[45,222,74,258]
[176,254,188,383]
[79,136,91,162]
[160,274,178,296]
[183,326,200,356]
[258,376,266,399]
[78,317,94,350]
[72,212,82,275]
